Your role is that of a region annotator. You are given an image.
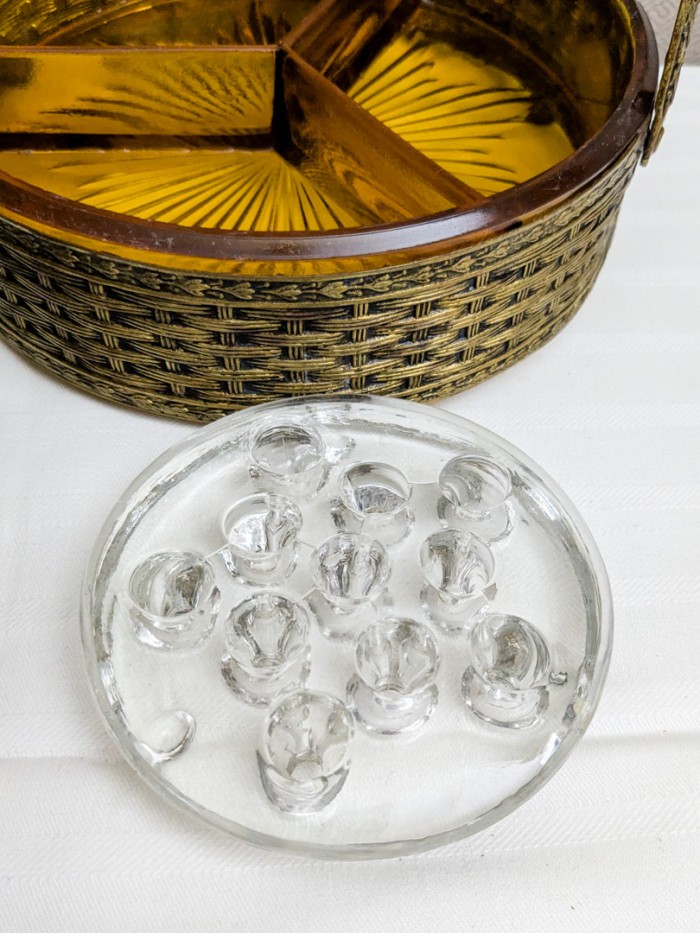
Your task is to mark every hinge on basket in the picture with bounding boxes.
[642,0,700,164]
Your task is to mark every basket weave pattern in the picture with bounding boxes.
[0,141,640,421]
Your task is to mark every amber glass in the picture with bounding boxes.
[346,22,575,196]
[0,0,654,263]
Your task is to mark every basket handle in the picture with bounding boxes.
[642,0,700,164]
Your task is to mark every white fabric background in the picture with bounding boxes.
[644,0,700,64]
[1,69,699,933]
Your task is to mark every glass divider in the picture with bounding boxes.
[280,48,484,225]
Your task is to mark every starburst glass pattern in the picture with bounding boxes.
[0,148,363,231]
[0,0,603,236]
[349,30,575,195]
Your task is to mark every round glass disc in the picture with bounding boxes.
[82,395,612,858]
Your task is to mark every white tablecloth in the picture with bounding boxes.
[1,69,699,933]
[645,0,700,64]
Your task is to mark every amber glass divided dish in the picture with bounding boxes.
[0,0,657,419]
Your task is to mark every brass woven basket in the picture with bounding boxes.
[0,0,696,421]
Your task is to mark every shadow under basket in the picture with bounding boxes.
[0,0,695,421]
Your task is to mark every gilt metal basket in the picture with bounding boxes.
[0,0,696,421]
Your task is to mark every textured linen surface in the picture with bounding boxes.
[1,69,699,933]
[645,0,700,64]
